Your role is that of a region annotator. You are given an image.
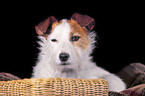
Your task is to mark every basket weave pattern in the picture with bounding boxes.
[0,78,108,96]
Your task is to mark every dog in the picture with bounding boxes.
[32,13,126,92]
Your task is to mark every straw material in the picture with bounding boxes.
[0,78,108,96]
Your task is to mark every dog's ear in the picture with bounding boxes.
[71,13,95,32]
[35,16,57,36]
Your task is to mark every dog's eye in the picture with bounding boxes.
[51,39,57,42]
[71,36,80,41]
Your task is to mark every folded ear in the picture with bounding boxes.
[71,13,95,32]
[35,16,56,36]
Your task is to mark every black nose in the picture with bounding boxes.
[59,53,70,62]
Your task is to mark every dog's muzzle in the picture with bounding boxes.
[59,53,70,63]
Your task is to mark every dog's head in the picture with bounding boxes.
[35,13,96,67]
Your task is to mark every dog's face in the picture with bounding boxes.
[48,19,90,65]
[35,13,95,71]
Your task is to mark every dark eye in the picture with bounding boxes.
[71,36,80,41]
[51,39,57,42]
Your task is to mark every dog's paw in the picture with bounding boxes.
[101,74,126,92]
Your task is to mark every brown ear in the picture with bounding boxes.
[35,16,56,36]
[71,13,95,32]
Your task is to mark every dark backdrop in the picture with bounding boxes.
[0,2,144,79]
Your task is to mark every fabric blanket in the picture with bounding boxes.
[110,63,145,96]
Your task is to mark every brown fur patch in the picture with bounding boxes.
[68,19,90,49]
[51,21,59,32]
[51,20,64,32]
[45,20,62,39]
[41,21,60,39]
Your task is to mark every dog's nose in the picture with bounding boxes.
[59,53,70,62]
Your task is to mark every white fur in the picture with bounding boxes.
[32,20,126,92]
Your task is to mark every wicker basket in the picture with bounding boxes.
[0,78,108,96]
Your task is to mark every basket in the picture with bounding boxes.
[0,78,108,96]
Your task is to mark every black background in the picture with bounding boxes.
[0,2,144,79]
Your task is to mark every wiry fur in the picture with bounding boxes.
[32,20,126,92]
